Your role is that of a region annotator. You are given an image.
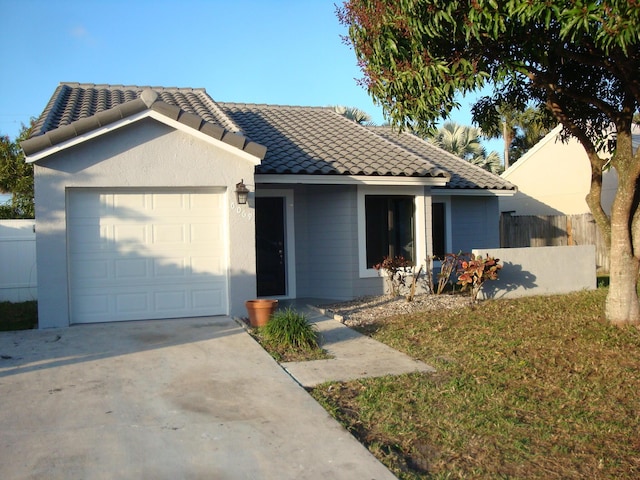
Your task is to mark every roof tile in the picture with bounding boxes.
[217,102,448,178]
[22,82,513,191]
[23,83,263,159]
[369,126,515,191]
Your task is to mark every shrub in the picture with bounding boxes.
[457,253,502,302]
[261,308,319,350]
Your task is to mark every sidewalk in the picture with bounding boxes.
[274,299,436,388]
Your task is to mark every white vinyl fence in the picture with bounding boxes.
[0,220,37,302]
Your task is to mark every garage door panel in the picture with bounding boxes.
[115,258,149,279]
[114,192,148,212]
[68,189,228,323]
[74,260,110,281]
[191,256,224,275]
[153,258,187,277]
[192,288,224,309]
[114,225,148,244]
[68,225,111,253]
[154,290,186,311]
[190,223,219,243]
[74,294,110,316]
[117,292,149,314]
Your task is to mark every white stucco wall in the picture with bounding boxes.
[33,118,258,328]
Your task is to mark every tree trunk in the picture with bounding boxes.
[606,221,640,325]
[605,133,640,325]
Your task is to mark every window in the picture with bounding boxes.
[432,202,445,258]
[365,195,415,268]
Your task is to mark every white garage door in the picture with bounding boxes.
[67,188,228,324]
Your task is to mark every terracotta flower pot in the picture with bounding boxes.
[245,299,279,327]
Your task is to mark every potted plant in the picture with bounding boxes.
[245,299,279,327]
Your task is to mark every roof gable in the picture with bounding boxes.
[21,83,266,161]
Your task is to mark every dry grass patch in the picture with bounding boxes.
[311,289,640,479]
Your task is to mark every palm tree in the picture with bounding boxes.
[332,105,374,125]
[509,108,554,162]
[477,104,554,169]
[429,122,503,174]
[429,122,485,160]
[470,150,502,175]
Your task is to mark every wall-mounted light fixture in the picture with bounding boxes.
[235,179,250,205]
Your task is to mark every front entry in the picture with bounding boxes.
[256,196,286,296]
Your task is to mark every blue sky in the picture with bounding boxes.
[0,0,500,153]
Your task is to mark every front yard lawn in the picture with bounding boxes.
[310,288,640,479]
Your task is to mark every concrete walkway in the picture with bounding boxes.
[276,301,435,387]
[0,316,398,480]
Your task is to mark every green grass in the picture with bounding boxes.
[310,288,640,479]
[0,301,38,331]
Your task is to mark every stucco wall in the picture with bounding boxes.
[34,118,257,328]
[500,130,619,216]
[473,245,596,300]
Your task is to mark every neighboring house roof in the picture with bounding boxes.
[370,126,515,191]
[21,82,514,192]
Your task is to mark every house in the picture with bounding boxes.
[22,82,515,328]
[499,124,640,216]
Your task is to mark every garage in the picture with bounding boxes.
[67,188,228,324]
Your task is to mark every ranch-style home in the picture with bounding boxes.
[22,82,515,328]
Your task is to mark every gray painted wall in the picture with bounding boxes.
[292,187,505,301]
[451,196,501,253]
[473,245,596,300]
[34,118,257,328]
[294,185,383,300]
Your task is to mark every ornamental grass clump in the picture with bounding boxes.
[261,307,319,351]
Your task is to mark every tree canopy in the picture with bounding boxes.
[0,123,33,219]
[339,0,640,324]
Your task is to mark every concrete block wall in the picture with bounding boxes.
[473,245,596,300]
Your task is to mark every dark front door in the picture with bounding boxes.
[256,196,286,296]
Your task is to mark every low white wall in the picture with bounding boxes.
[473,245,596,300]
[0,220,37,302]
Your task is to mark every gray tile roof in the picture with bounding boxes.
[22,83,265,159]
[369,126,515,191]
[21,82,514,191]
[217,102,448,178]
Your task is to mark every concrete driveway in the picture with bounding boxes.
[0,316,396,480]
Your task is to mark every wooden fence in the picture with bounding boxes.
[500,213,609,272]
